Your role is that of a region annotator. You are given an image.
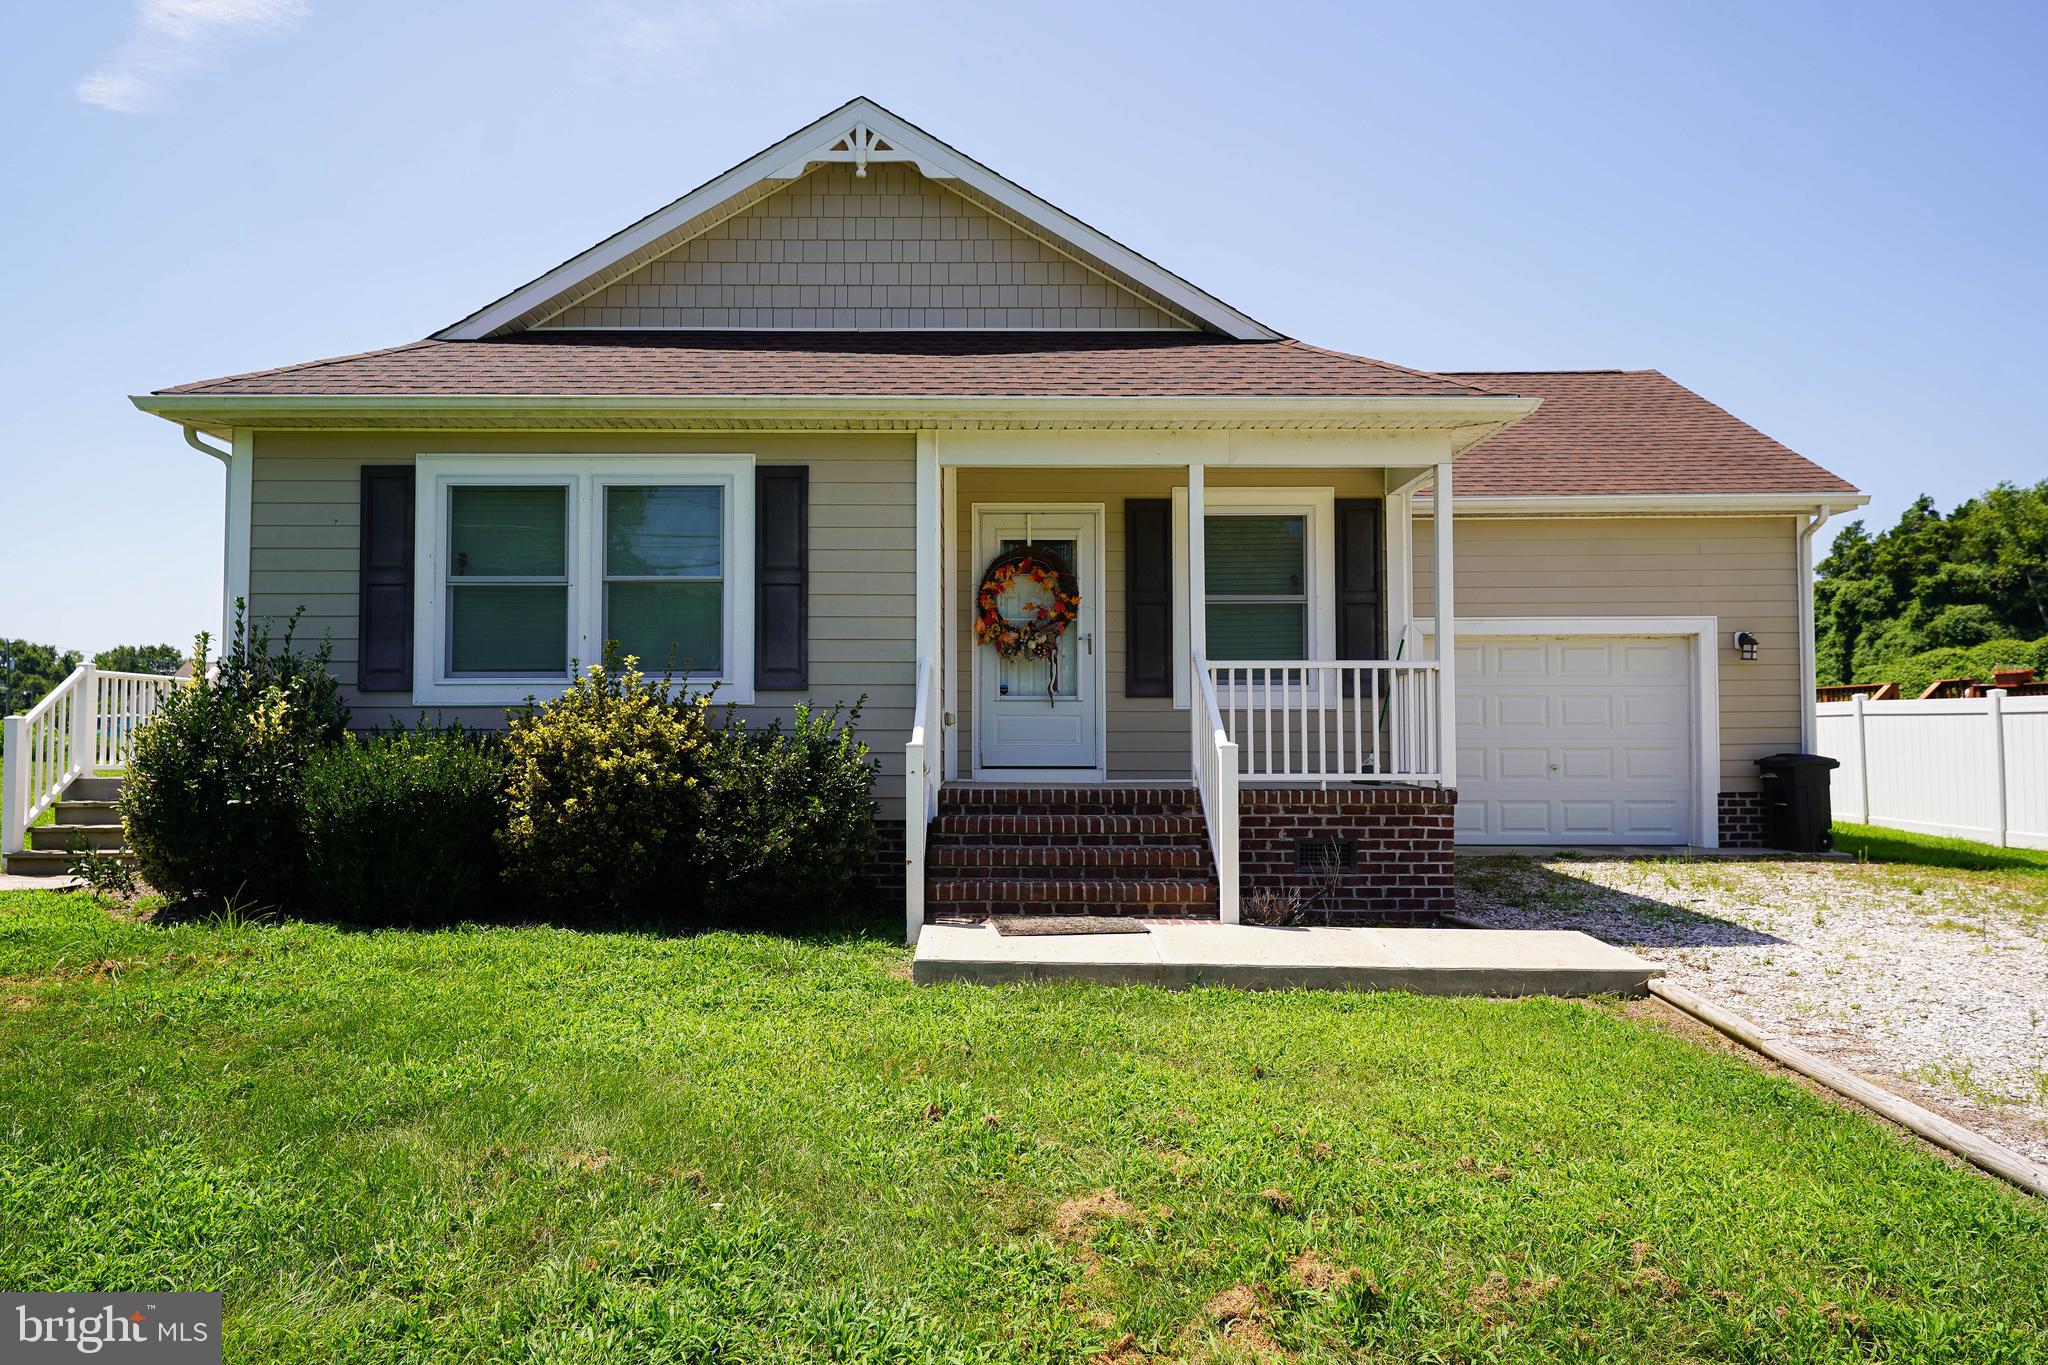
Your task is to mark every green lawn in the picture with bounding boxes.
[3,890,2046,1362]
[1834,820,2048,881]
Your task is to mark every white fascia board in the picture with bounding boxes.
[131,393,1541,431]
[1412,491,1871,517]
[433,97,1281,342]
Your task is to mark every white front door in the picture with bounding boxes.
[1455,635,1694,844]
[973,507,1102,773]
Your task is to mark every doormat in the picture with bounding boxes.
[992,916,1151,936]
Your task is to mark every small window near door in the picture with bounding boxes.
[1205,513,1307,660]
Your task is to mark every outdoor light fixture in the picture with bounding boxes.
[1733,630,1760,662]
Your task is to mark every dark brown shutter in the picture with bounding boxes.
[755,465,809,691]
[1335,498,1385,665]
[357,465,415,693]
[1125,498,1173,697]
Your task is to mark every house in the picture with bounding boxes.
[127,98,1864,939]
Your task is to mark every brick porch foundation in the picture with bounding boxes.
[866,819,907,906]
[1238,785,1456,919]
[1717,791,1769,849]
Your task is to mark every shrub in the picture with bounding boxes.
[121,607,348,908]
[696,701,880,919]
[498,651,714,917]
[301,722,505,924]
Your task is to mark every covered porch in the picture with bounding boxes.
[902,435,1461,942]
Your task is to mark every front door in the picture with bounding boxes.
[973,507,1102,773]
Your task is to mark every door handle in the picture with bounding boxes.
[1081,632,1094,655]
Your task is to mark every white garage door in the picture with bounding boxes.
[1455,635,1693,844]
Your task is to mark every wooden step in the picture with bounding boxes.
[29,823,125,852]
[927,877,1218,917]
[3,849,133,877]
[54,801,123,828]
[62,776,124,802]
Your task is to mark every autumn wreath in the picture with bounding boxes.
[974,545,1080,701]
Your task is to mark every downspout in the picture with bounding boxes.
[183,427,236,648]
[1797,504,1834,751]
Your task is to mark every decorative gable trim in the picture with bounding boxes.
[435,97,1279,342]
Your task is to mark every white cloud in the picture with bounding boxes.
[580,0,850,80]
[78,0,309,113]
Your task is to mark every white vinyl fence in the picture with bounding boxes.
[1815,691,2048,850]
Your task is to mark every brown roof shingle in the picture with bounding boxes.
[1442,369,1859,498]
[154,331,1497,399]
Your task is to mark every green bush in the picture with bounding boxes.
[498,652,714,918]
[301,722,505,924]
[697,701,880,919]
[121,607,349,908]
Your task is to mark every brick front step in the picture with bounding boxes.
[928,877,1218,916]
[930,813,1206,842]
[938,784,1199,816]
[927,843,1211,877]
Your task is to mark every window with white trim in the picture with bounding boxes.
[414,455,755,705]
[1205,513,1307,660]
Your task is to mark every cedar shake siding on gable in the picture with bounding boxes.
[538,164,1194,331]
[247,431,918,818]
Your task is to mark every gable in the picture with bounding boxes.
[535,164,1195,331]
[438,97,1275,340]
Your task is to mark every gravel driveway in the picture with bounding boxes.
[1457,853,2048,1164]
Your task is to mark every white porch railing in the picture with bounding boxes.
[1205,660,1443,783]
[3,665,180,854]
[903,654,942,943]
[1190,655,1241,924]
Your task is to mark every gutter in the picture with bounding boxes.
[1798,503,1835,750]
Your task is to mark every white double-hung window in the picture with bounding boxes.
[1172,486,1338,705]
[414,455,755,705]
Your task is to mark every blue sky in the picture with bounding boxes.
[4,1,2044,655]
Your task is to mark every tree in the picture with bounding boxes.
[1815,480,2048,683]
[0,640,83,716]
[93,643,184,676]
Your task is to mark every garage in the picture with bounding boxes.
[1453,632,1697,845]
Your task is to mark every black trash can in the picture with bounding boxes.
[1752,752,1840,852]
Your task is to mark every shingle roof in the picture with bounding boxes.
[1441,369,1860,497]
[154,331,1497,399]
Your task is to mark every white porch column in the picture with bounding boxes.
[1385,487,1414,658]
[224,430,254,645]
[915,434,940,677]
[1186,463,1207,668]
[940,464,960,779]
[1432,463,1456,789]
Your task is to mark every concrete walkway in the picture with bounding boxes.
[913,921,1657,995]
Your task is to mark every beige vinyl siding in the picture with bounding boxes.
[954,467,1387,781]
[537,164,1192,331]
[1415,515,1801,790]
[247,431,916,818]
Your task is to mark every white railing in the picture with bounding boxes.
[1204,660,1442,783]
[1818,690,2048,850]
[1191,655,1241,924]
[903,654,942,943]
[3,665,180,855]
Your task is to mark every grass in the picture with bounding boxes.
[1833,821,2048,879]
[4,890,2047,1362]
